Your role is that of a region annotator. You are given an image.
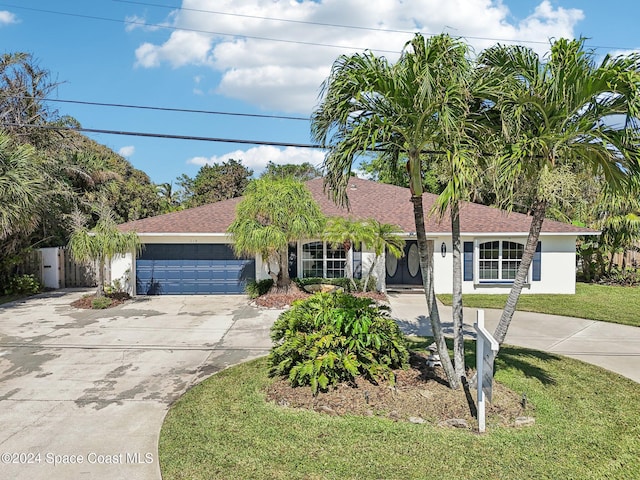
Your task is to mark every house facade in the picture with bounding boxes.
[114,177,596,295]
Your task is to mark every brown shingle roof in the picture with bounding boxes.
[119,177,596,235]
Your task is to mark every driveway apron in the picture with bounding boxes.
[0,290,280,480]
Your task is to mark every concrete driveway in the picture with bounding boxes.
[0,290,281,480]
[388,293,640,384]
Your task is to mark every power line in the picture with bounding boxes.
[115,0,630,51]
[2,2,631,53]
[0,3,401,55]
[2,122,324,148]
[29,96,309,121]
[2,122,448,155]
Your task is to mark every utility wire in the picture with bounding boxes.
[113,0,553,48]
[2,121,447,155]
[13,96,310,121]
[2,122,324,148]
[0,3,401,55]
[2,2,631,52]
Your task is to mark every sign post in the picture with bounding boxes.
[474,309,499,433]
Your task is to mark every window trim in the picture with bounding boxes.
[474,239,529,285]
[300,241,352,279]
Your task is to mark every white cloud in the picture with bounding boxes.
[132,0,584,113]
[119,145,136,157]
[186,145,325,174]
[0,10,17,25]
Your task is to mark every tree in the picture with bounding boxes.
[227,177,326,291]
[312,34,473,389]
[67,206,141,297]
[362,219,405,292]
[0,52,62,149]
[479,38,640,344]
[261,161,323,181]
[185,159,252,207]
[0,132,58,286]
[157,182,182,213]
[323,217,374,289]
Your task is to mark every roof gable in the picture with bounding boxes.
[119,177,595,235]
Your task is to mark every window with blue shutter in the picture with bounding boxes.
[463,242,474,281]
[532,242,542,281]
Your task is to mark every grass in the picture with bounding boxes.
[159,346,640,480]
[438,282,640,327]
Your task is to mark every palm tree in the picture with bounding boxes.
[67,206,141,297]
[478,38,640,344]
[227,177,326,291]
[323,217,374,289]
[362,220,405,292]
[312,33,472,389]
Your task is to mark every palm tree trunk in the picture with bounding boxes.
[493,199,547,344]
[96,257,105,297]
[450,202,465,378]
[363,255,380,292]
[276,248,291,290]
[411,195,459,390]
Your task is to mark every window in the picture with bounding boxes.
[302,242,347,278]
[478,241,524,282]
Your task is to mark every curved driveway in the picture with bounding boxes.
[0,290,281,480]
[388,293,640,384]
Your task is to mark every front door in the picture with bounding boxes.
[385,240,428,286]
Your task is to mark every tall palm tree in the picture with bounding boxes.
[478,38,640,344]
[312,33,472,389]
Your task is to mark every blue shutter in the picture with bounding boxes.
[463,242,474,281]
[532,242,542,281]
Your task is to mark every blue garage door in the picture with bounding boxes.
[136,244,255,295]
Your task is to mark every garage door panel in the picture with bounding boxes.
[136,244,255,295]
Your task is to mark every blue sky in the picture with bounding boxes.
[0,0,639,185]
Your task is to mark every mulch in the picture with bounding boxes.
[70,292,131,309]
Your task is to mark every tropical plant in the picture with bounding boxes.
[362,219,405,292]
[183,159,253,208]
[269,292,409,395]
[227,177,326,291]
[67,206,141,297]
[261,161,323,181]
[478,38,640,344]
[311,33,473,389]
[322,217,374,289]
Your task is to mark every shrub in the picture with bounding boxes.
[246,279,274,298]
[4,274,42,295]
[597,267,640,287]
[294,277,354,292]
[269,292,408,394]
[91,296,113,309]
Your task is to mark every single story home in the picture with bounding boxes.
[113,177,596,295]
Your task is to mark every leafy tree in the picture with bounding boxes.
[185,159,252,207]
[312,34,473,389]
[479,38,640,344]
[227,177,326,291]
[0,132,58,287]
[0,52,64,149]
[363,220,405,292]
[322,216,374,289]
[261,161,322,181]
[67,206,141,297]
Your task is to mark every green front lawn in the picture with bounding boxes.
[438,283,640,327]
[159,350,640,480]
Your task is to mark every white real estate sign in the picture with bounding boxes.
[475,310,499,433]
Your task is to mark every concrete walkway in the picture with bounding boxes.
[388,292,640,384]
[0,290,281,480]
